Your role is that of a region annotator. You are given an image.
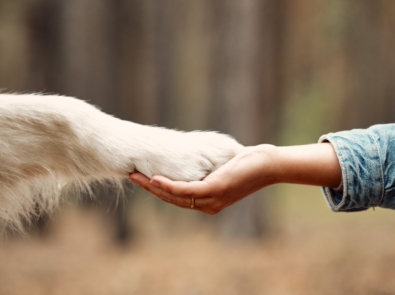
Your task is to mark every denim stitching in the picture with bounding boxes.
[367,130,385,207]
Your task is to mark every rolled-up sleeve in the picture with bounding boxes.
[319,124,395,212]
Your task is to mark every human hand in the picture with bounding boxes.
[129,142,342,214]
[129,144,279,215]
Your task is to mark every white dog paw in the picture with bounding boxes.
[133,130,244,181]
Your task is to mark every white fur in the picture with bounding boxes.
[0,94,243,232]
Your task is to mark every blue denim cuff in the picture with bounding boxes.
[319,129,384,212]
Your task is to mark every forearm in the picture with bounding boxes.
[276,124,395,212]
[274,143,342,188]
[129,142,343,215]
[131,124,395,214]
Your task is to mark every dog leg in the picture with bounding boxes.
[0,94,243,232]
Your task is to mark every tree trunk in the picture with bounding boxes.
[210,0,285,238]
[341,0,395,129]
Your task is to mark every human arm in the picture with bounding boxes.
[130,124,395,214]
[129,143,342,215]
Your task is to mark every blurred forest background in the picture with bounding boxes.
[1,0,395,294]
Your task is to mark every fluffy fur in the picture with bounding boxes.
[0,94,243,233]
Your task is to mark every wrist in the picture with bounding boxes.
[245,144,282,186]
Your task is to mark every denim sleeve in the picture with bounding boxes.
[319,124,395,212]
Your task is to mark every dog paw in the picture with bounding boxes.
[133,129,244,181]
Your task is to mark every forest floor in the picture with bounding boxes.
[1,203,395,295]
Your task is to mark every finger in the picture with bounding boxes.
[130,174,207,209]
[130,173,172,199]
[129,172,150,185]
[169,195,217,212]
[158,192,197,209]
[193,197,215,208]
[130,175,221,213]
[151,175,214,198]
[152,186,215,210]
[151,186,217,212]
